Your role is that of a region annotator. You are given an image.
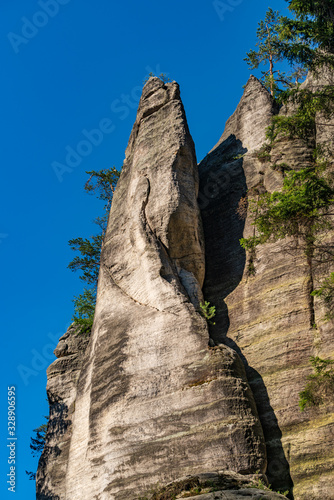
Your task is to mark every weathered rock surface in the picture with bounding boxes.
[37,78,266,500]
[139,471,287,499]
[36,324,90,500]
[178,493,286,500]
[199,75,334,499]
[304,66,334,155]
[38,74,334,500]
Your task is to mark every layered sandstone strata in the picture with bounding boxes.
[37,78,266,500]
[199,75,334,499]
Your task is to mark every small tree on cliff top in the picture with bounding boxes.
[242,1,334,321]
[244,8,306,96]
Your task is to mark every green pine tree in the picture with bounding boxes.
[244,8,302,96]
[279,0,334,71]
[68,167,121,333]
[25,417,49,480]
[242,1,334,321]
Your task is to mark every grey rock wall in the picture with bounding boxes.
[199,75,334,499]
[38,73,334,500]
[36,325,90,499]
[37,77,266,500]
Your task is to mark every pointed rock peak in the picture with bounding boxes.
[206,75,275,156]
[125,77,181,159]
[137,77,180,122]
[37,78,267,500]
[55,79,266,500]
[141,75,170,95]
[244,74,270,93]
[106,74,204,311]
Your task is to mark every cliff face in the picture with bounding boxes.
[199,75,334,499]
[37,76,334,500]
[37,78,268,500]
[37,325,90,500]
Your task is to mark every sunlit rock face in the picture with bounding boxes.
[37,77,266,500]
[199,74,334,499]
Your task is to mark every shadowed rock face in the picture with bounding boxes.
[199,75,334,499]
[36,325,90,499]
[199,76,277,340]
[37,77,266,500]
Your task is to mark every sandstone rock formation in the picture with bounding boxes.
[38,74,334,500]
[139,471,288,499]
[199,75,334,499]
[37,324,90,499]
[37,78,267,500]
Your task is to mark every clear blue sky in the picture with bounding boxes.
[1,0,289,498]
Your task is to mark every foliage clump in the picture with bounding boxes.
[72,288,96,334]
[143,72,171,85]
[244,8,307,97]
[236,196,248,220]
[240,168,334,248]
[256,144,272,163]
[241,0,334,321]
[312,272,334,319]
[199,301,216,325]
[25,417,49,480]
[68,235,103,287]
[85,167,119,233]
[278,0,334,72]
[299,356,334,411]
[68,168,120,333]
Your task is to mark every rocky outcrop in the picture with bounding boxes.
[305,66,334,155]
[37,78,267,500]
[38,74,333,500]
[139,471,287,499]
[36,324,90,499]
[199,75,334,499]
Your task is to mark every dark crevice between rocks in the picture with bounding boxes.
[199,136,248,340]
[199,135,294,499]
[224,338,294,499]
[306,251,316,329]
[36,489,60,500]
